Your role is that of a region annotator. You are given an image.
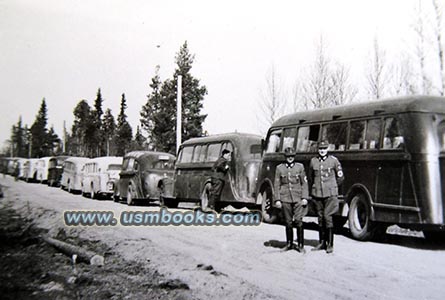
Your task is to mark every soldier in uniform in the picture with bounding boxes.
[309,141,344,253]
[274,147,309,253]
[209,149,231,210]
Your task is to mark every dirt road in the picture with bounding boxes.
[1,175,445,300]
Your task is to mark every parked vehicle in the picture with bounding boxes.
[256,96,445,241]
[35,157,52,183]
[162,133,263,210]
[23,158,40,182]
[115,151,175,205]
[81,156,123,199]
[47,156,70,187]
[60,157,89,193]
[14,158,27,180]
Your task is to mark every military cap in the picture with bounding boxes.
[283,147,296,157]
[318,141,329,149]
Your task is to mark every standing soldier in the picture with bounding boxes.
[209,149,231,211]
[309,141,344,253]
[274,147,309,253]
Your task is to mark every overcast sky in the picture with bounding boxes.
[0,0,425,151]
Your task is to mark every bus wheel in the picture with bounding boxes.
[200,183,211,211]
[127,186,134,206]
[259,189,278,223]
[348,194,374,241]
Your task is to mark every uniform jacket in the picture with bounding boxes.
[274,162,309,203]
[211,156,229,180]
[309,155,344,198]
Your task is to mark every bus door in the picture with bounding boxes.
[220,141,234,201]
[375,117,410,222]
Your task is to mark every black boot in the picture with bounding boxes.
[283,227,294,251]
[296,226,306,253]
[326,228,334,253]
[312,225,326,251]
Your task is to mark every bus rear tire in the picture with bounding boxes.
[259,189,278,224]
[348,194,374,241]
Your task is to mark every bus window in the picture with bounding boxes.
[383,117,404,150]
[282,127,297,152]
[349,121,365,150]
[266,129,282,153]
[180,146,194,163]
[207,143,222,162]
[321,122,347,151]
[438,121,445,152]
[296,125,320,152]
[192,145,202,163]
[198,145,207,162]
[364,119,381,149]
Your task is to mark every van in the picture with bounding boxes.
[115,151,175,205]
[81,156,123,199]
[47,156,70,187]
[162,133,262,211]
[60,157,89,193]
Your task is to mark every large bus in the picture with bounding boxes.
[163,133,262,211]
[256,96,445,241]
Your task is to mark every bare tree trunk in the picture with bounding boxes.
[366,36,388,99]
[413,0,432,94]
[432,0,445,95]
[257,64,286,131]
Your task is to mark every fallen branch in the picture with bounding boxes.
[42,235,104,266]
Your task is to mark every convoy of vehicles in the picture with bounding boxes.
[2,95,445,242]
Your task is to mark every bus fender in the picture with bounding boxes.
[346,183,376,221]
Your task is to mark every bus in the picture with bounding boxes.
[256,96,445,241]
[163,133,262,211]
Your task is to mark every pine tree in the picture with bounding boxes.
[103,108,116,156]
[115,94,133,156]
[133,125,146,150]
[11,116,28,157]
[72,100,92,156]
[141,42,207,154]
[140,66,168,150]
[92,88,104,156]
[47,126,61,155]
[30,98,49,157]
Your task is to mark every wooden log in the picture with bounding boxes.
[42,235,104,266]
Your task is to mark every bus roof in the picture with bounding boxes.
[181,132,262,146]
[272,96,445,127]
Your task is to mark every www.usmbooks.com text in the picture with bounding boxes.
[64,208,262,226]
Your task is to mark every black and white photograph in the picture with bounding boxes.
[1,0,445,299]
